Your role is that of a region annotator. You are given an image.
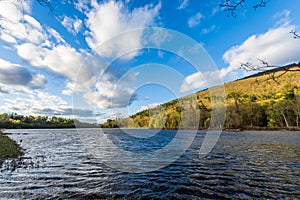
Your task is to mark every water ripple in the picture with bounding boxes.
[0,129,299,199]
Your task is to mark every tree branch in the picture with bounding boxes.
[253,0,269,10]
[290,30,300,39]
[220,0,269,17]
[240,59,300,83]
[220,0,245,17]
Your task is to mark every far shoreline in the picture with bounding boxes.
[1,126,300,132]
[101,126,300,132]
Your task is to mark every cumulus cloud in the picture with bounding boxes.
[29,74,47,89]
[144,28,172,47]
[0,0,69,47]
[61,16,83,35]
[85,0,161,58]
[188,12,202,28]
[0,0,47,45]
[180,72,206,92]
[219,10,300,80]
[73,0,90,12]
[0,58,47,93]
[81,73,138,109]
[0,0,161,119]
[0,91,94,117]
[0,0,97,96]
[47,28,66,44]
[0,0,31,21]
[221,25,300,79]
[16,43,84,80]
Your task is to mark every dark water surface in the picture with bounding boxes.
[0,129,299,199]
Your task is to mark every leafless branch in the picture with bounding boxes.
[36,0,59,17]
[253,0,268,10]
[240,59,300,83]
[220,0,270,17]
[290,30,300,39]
[220,0,245,17]
[240,58,271,72]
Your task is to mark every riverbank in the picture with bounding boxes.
[101,126,300,132]
[0,131,23,165]
[224,126,300,132]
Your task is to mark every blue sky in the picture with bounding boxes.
[0,0,299,122]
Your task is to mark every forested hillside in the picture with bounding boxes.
[103,63,300,129]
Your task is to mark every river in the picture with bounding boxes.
[0,129,299,199]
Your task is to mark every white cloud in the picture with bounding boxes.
[0,0,155,118]
[273,10,291,27]
[180,69,226,93]
[85,1,161,58]
[0,32,17,44]
[212,6,220,16]
[180,72,205,92]
[24,15,43,30]
[1,91,68,116]
[222,25,300,80]
[0,58,46,93]
[0,0,100,97]
[73,0,90,13]
[61,16,83,35]
[0,0,97,95]
[0,1,69,47]
[138,103,160,112]
[29,74,47,89]
[47,28,66,44]
[188,12,202,28]
[145,28,172,47]
[16,43,83,81]
[0,0,28,21]
[0,13,48,44]
[82,73,138,109]
[177,0,189,10]
[201,25,216,35]
[14,36,134,109]
[0,0,46,45]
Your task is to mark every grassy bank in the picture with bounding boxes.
[0,131,23,165]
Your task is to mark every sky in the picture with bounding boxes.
[0,0,299,123]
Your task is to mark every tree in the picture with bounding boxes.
[225,105,242,128]
[240,102,267,127]
[227,92,244,113]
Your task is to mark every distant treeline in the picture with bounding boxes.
[0,113,98,129]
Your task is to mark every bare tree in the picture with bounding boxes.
[240,59,300,83]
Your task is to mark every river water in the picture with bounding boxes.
[0,129,299,199]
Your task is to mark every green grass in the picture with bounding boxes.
[0,131,23,165]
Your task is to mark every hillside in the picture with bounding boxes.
[103,63,300,129]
